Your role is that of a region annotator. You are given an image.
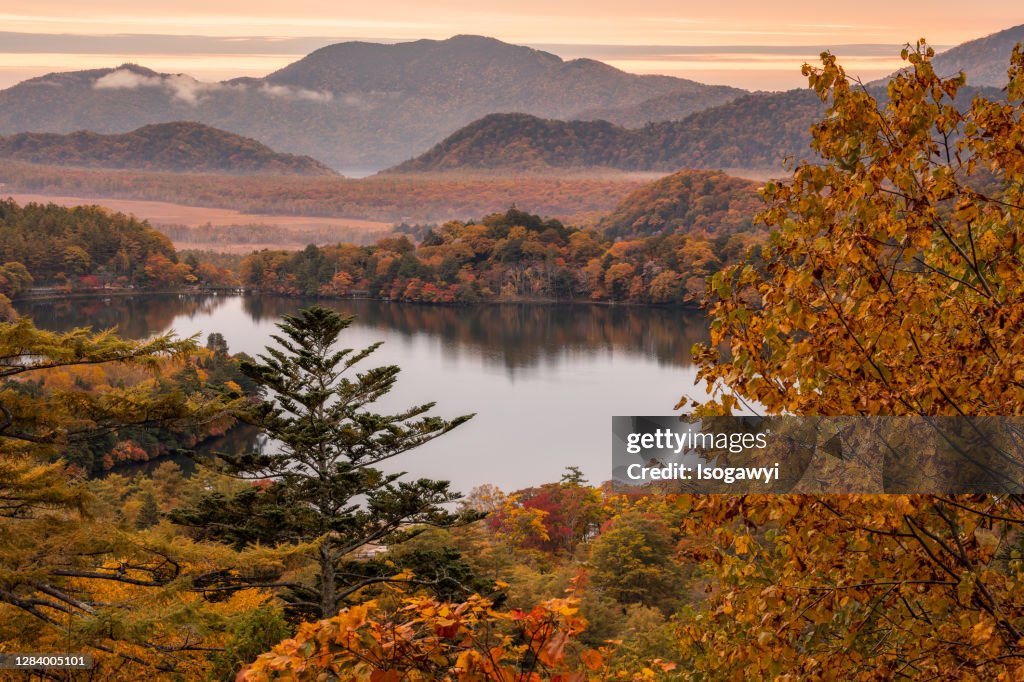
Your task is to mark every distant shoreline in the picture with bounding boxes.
[14,288,700,310]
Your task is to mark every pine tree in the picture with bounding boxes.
[135,488,160,529]
[175,305,474,617]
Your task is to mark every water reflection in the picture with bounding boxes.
[244,297,705,370]
[16,294,708,490]
[16,294,233,340]
[20,295,706,372]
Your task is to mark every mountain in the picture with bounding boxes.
[922,24,1024,87]
[389,114,633,171]
[572,84,744,128]
[0,122,336,175]
[598,170,763,238]
[0,36,744,170]
[389,89,826,173]
[391,75,1007,174]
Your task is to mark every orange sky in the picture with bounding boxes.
[1,2,1020,90]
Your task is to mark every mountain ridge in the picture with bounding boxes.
[386,89,828,174]
[0,35,745,170]
[389,77,1006,174]
[891,23,1024,87]
[0,121,337,175]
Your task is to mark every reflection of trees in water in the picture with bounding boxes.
[17,294,232,339]
[198,424,272,457]
[101,425,270,478]
[18,294,707,369]
[241,297,706,369]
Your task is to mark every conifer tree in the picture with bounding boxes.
[175,305,473,617]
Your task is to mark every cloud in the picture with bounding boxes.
[93,68,162,90]
[92,67,224,105]
[163,73,221,104]
[258,83,333,102]
[91,67,334,105]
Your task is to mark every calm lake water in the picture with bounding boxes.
[16,294,708,493]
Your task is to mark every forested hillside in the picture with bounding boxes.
[0,200,176,288]
[0,186,766,306]
[599,170,762,238]
[236,205,766,304]
[0,122,337,175]
[882,22,1024,86]
[392,81,1004,174]
[389,90,826,172]
[0,200,236,293]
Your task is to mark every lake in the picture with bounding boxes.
[16,294,709,493]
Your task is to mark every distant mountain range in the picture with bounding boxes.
[0,35,743,170]
[391,46,1010,175]
[1,27,1019,175]
[0,122,336,175]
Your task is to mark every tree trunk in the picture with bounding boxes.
[318,541,336,618]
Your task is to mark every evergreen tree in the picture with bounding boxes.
[175,305,473,617]
[135,488,160,529]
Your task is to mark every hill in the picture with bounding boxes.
[0,122,337,175]
[572,84,744,128]
[389,89,826,173]
[0,36,743,170]
[598,170,763,238]
[0,198,178,288]
[390,77,1005,174]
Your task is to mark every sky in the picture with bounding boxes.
[1,2,1020,90]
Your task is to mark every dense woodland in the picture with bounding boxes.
[0,42,1023,682]
[0,200,238,298]
[0,199,182,292]
[235,209,763,304]
[0,122,337,175]
[598,170,761,238]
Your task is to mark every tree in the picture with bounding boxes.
[674,43,1024,679]
[239,593,617,681]
[0,261,32,298]
[588,512,682,612]
[487,472,605,555]
[135,487,161,529]
[174,305,474,618]
[62,245,92,275]
[1,316,205,454]
[691,41,1024,417]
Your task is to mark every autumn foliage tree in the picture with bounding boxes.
[0,316,273,678]
[676,42,1024,679]
[239,590,623,681]
[692,41,1024,417]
